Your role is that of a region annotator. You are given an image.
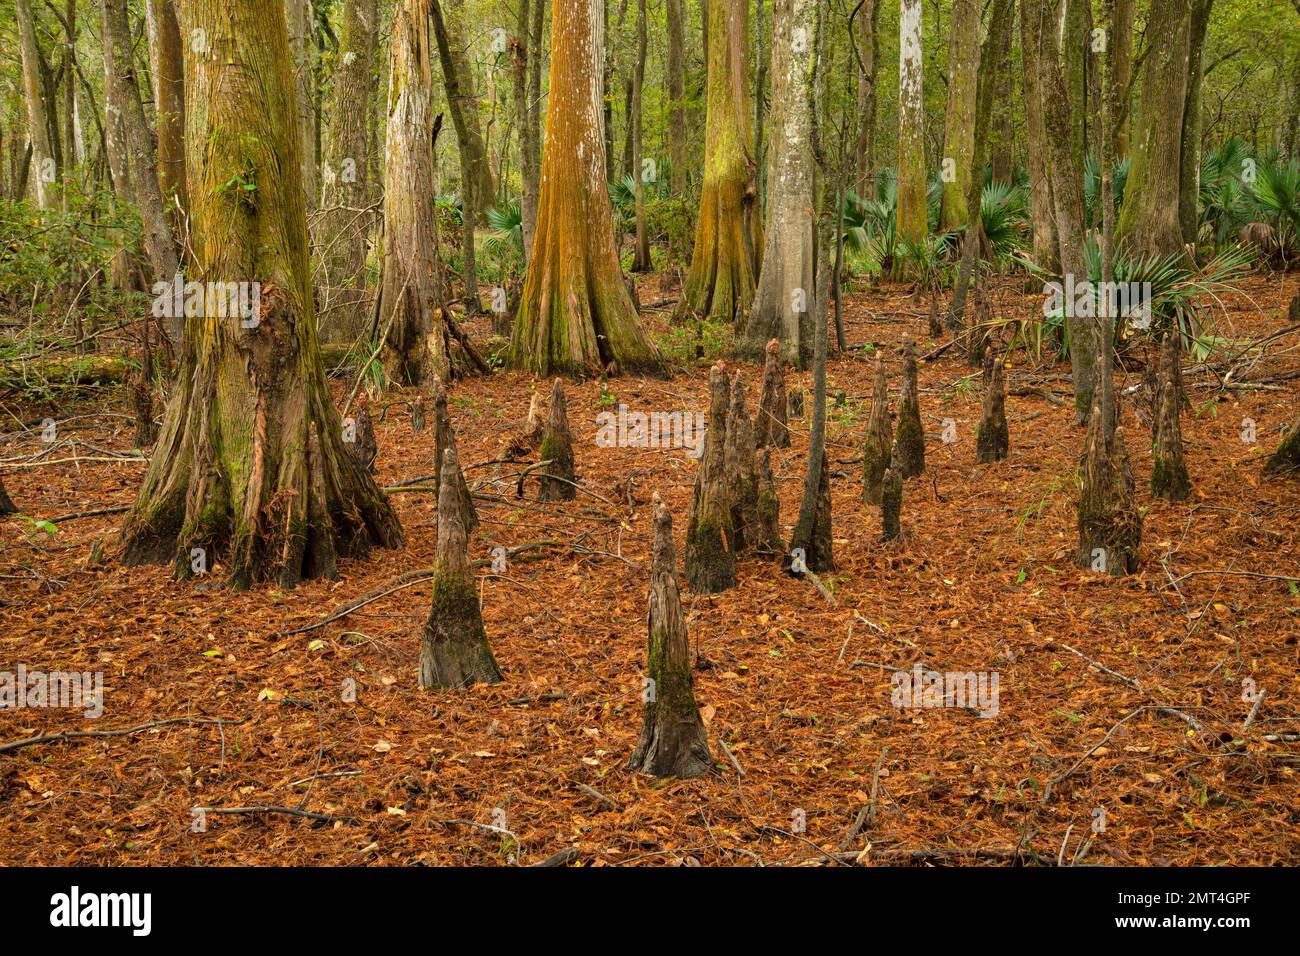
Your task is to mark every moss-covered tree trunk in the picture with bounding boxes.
[285,0,316,210]
[896,0,926,249]
[627,494,712,778]
[121,0,403,590]
[1116,0,1192,259]
[507,0,661,377]
[418,447,503,689]
[674,0,762,327]
[740,0,814,366]
[938,0,979,232]
[378,0,445,385]
[316,0,378,343]
[145,0,187,229]
[666,0,687,198]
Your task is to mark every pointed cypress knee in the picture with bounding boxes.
[755,339,790,448]
[724,372,759,553]
[685,364,736,593]
[0,475,16,516]
[1077,404,1142,576]
[1151,333,1191,501]
[418,448,503,689]
[754,448,783,555]
[862,353,893,504]
[975,349,1009,463]
[627,494,713,779]
[432,381,478,535]
[894,336,925,478]
[539,378,576,501]
[881,464,903,540]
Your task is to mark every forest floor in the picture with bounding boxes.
[2,269,1298,867]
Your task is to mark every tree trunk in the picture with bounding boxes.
[753,0,767,210]
[1020,0,1059,272]
[1116,0,1191,259]
[285,0,316,210]
[740,0,814,366]
[896,0,926,248]
[627,495,712,779]
[852,0,880,191]
[102,0,182,342]
[1179,0,1214,248]
[507,0,661,377]
[317,0,379,343]
[430,0,496,212]
[145,0,187,229]
[666,0,687,197]
[1113,0,1134,160]
[989,1,1016,185]
[630,0,651,271]
[512,0,541,261]
[674,0,761,327]
[939,0,980,232]
[419,447,503,689]
[378,0,446,385]
[1029,0,1094,424]
[121,0,403,590]
[16,0,56,209]
[1065,0,1091,172]
[1151,330,1191,500]
[787,258,833,575]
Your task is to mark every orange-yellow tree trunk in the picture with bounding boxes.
[121,0,402,589]
[507,0,661,377]
[675,0,761,327]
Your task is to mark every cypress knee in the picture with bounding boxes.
[787,387,804,420]
[894,336,925,477]
[627,494,713,779]
[862,353,893,504]
[1150,332,1191,501]
[685,364,736,593]
[418,447,503,689]
[975,349,1009,463]
[539,378,576,501]
[881,463,902,540]
[755,338,790,448]
[1265,419,1300,477]
[410,396,427,434]
[724,372,759,552]
[754,448,783,555]
[0,476,16,516]
[432,382,478,534]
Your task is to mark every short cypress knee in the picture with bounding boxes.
[862,354,893,504]
[755,339,790,448]
[0,475,16,516]
[685,365,736,593]
[1150,333,1191,501]
[975,349,1009,463]
[881,464,902,540]
[418,448,503,689]
[539,378,576,501]
[627,494,713,779]
[894,336,925,477]
[347,393,378,473]
[754,448,783,554]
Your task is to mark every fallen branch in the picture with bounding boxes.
[0,715,248,755]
